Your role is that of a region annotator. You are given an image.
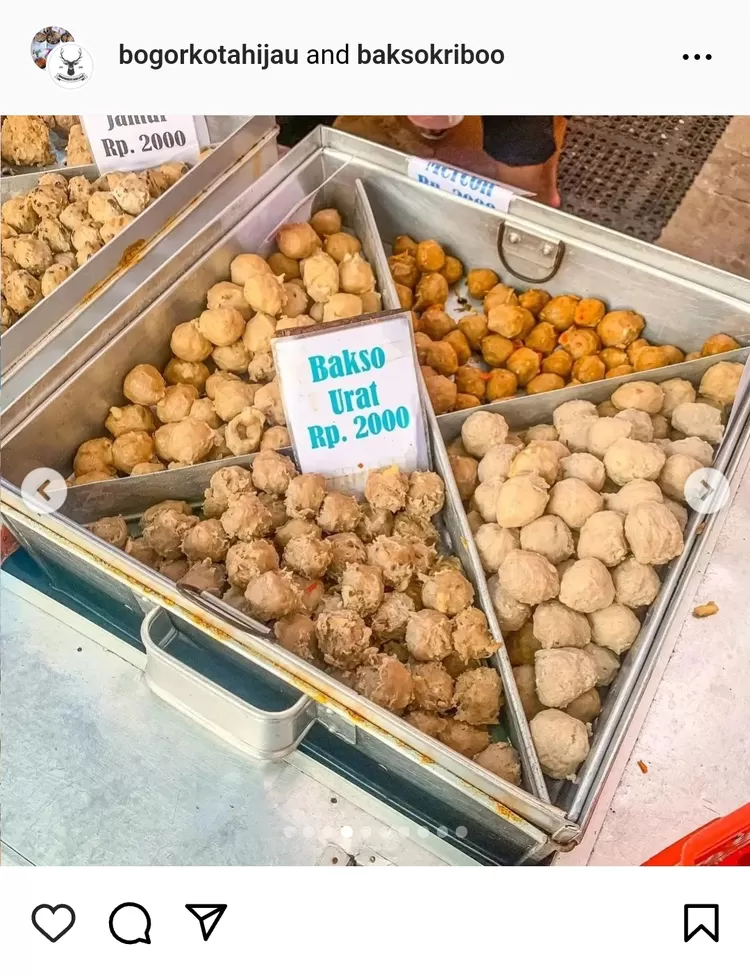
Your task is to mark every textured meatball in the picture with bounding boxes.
[461,411,509,459]
[577,510,628,567]
[405,711,448,738]
[245,570,299,621]
[112,431,156,474]
[282,534,332,580]
[559,557,615,613]
[422,569,474,617]
[406,609,453,662]
[154,418,215,465]
[487,574,532,632]
[437,720,491,758]
[286,473,327,519]
[531,709,590,779]
[225,540,279,590]
[143,509,200,560]
[588,603,641,654]
[404,471,445,519]
[364,467,408,514]
[250,450,297,496]
[453,667,502,725]
[326,532,367,581]
[274,613,319,663]
[316,609,373,669]
[603,478,663,515]
[181,519,229,563]
[611,380,664,415]
[353,655,413,713]
[410,661,455,712]
[533,601,591,649]
[366,536,414,591]
[478,444,522,483]
[317,491,361,533]
[496,550,559,605]
[450,607,495,664]
[156,384,199,424]
[369,591,414,644]
[5,270,42,314]
[624,502,684,565]
[202,465,254,518]
[89,515,129,550]
[123,364,166,406]
[474,523,519,574]
[221,493,274,541]
[341,563,384,616]
[611,556,661,608]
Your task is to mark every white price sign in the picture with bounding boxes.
[407,156,525,212]
[273,314,429,493]
[81,115,200,174]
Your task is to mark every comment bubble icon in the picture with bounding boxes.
[108,903,152,945]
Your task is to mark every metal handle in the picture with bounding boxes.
[140,607,317,761]
[497,222,565,284]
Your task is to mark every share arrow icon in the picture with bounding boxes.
[185,904,227,942]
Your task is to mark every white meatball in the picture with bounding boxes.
[547,478,604,530]
[658,453,703,501]
[487,574,531,632]
[461,410,509,458]
[699,361,743,408]
[603,438,666,486]
[577,510,628,567]
[535,646,598,708]
[496,474,549,528]
[566,687,602,724]
[611,556,661,608]
[587,416,633,458]
[532,601,591,649]
[603,479,663,514]
[559,452,606,491]
[530,709,590,779]
[614,408,654,442]
[553,399,598,453]
[659,377,696,419]
[588,603,641,654]
[472,480,504,523]
[625,501,684,565]
[581,642,621,687]
[662,497,688,532]
[671,402,724,445]
[519,515,574,565]
[496,549,559,605]
[478,443,521,483]
[663,437,713,467]
[474,523,519,574]
[524,423,558,443]
[508,443,560,486]
[559,557,615,613]
[651,415,670,440]
[611,380,664,415]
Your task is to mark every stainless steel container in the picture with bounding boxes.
[3,127,749,857]
[1,116,278,380]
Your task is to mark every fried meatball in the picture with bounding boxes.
[496,474,549,528]
[89,515,129,550]
[221,493,274,541]
[449,454,479,503]
[225,540,279,590]
[424,374,457,414]
[274,614,319,662]
[198,306,246,347]
[453,667,501,725]
[588,603,641,654]
[163,359,209,393]
[701,333,740,356]
[410,661,454,713]
[353,655,413,713]
[5,270,42,314]
[452,607,495,664]
[112,430,156,473]
[248,449,296,497]
[315,491,361,534]
[155,383,199,424]
[122,364,165,406]
[177,519,228,564]
[366,535,414,591]
[367,591,413,644]
[611,556,661,609]
[73,437,115,477]
[405,710,448,738]
[245,570,299,621]
[414,272,449,311]
[438,719,491,758]
[326,532,367,581]
[531,709,589,779]
[353,503,393,544]
[142,509,200,559]
[153,418,215,465]
[230,253,272,287]
[283,534,332,579]
[364,466,409,514]
[140,500,193,532]
[286,473,327,519]
[316,609,373,669]
[542,349,574,379]
[420,569,474,618]
[484,283,518,313]
[201,465,253,518]
[406,608,453,662]
[596,310,645,349]
[125,537,159,568]
[559,327,602,361]
[540,295,580,330]
[323,231,361,264]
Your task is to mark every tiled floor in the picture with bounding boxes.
[658,116,750,278]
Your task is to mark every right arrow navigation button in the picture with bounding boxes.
[185,904,227,942]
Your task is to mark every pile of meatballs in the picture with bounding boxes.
[67,208,383,484]
[448,362,743,780]
[87,457,522,786]
[1,162,188,330]
[1,115,88,169]
[388,232,742,416]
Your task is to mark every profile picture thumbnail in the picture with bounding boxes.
[30,26,74,70]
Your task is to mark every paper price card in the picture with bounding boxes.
[407,156,524,212]
[273,313,429,493]
[81,115,200,174]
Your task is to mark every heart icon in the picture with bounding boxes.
[31,904,76,942]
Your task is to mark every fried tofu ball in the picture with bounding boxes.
[245,570,299,621]
[283,534,332,580]
[122,364,165,406]
[274,613,319,663]
[588,603,641,654]
[324,231,361,263]
[519,515,574,566]
[285,473,326,519]
[496,549,560,606]
[316,609,373,669]
[532,600,591,650]
[701,333,740,356]
[531,709,590,779]
[611,556,661,609]
[153,417,214,465]
[142,508,200,560]
[300,248,338,303]
[603,439,666,487]
[406,608,453,662]
[495,474,549,529]
[414,272,449,311]
[326,532,367,581]
[230,254,272,288]
[453,667,501,725]
[540,295,580,331]
[225,540,279,590]
[276,222,321,261]
[353,655,414,713]
[597,310,645,349]
[624,501,684,566]
[422,569,475,618]
[1,116,54,167]
[671,402,724,444]
[89,515,129,550]
[221,493,274,541]
[410,662,455,712]
[451,607,495,664]
[474,523,519,574]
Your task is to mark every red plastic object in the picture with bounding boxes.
[643,803,750,865]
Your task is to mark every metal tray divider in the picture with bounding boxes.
[356,178,552,806]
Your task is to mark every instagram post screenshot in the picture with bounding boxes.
[0,1,748,967]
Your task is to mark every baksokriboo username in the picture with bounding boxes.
[119,43,504,70]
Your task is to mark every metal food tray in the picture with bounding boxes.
[1,116,277,378]
[1,153,566,859]
[3,127,750,857]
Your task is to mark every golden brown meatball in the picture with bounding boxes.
[317,491,361,533]
[452,607,496,663]
[310,208,342,238]
[274,613,319,662]
[125,537,160,569]
[437,719,490,757]
[410,661,454,712]
[121,364,165,406]
[226,540,279,590]
[267,252,300,281]
[474,741,522,784]
[424,374,458,414]
[701,333,740,356]
[143,509,200,560]
[221,493,274,541]
[572,354,606,384]
[518,288,551,316]
[316,609,374,669]
[245,570,299,620]
[600,348,629,371]
[479,335,514,369]
[485,368,518,401]
[326,532,367,581]
[422,569,474,617]
[453,667,502,725]
[393,234,418,256]
[488,305,535,340]
[597,310,645,349]
[249,449,296,496]
[540,295,580,331]
[370,591,415,644]
[416,240,446,273]
[415,272,449,311]
[163,359,209,393]
[542,349,573,378]
[353,654,413,713]
[4,270,42,314]
[506,348,542,387]
[458,313,489,352]
[419,306,456,341]
[366,535,415,591]
[283,534,332,579]
[341,563,385,616]
[364,467,408,514]
[389,251,420,289]
[406,608,453,662]
[526,373,565,394]
[89,515,129,550]
[395,283,413,309]
[467,268,499,299]
[112,431,155,474]
[559,327,602,360]
[73,437,115,477]
[404,471,445,520]
[632,345,670,371]
[525,322,558,355]
[276,222,322,260]
[286,473,327,519]
[324,232,362,263]
[455,365,486,401]
[574,297,606,327]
